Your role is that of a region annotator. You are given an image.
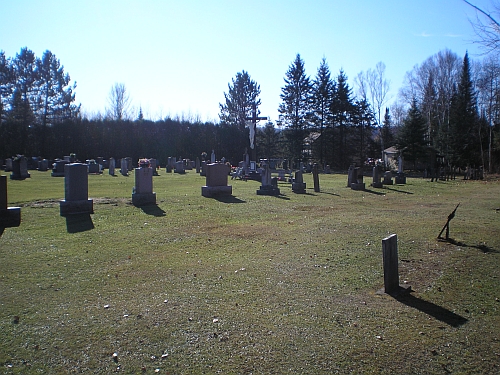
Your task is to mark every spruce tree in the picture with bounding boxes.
[278,54,312,165]
[397,99,427,170]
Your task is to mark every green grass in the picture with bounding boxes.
[1,170,499,374]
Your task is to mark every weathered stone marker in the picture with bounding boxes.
[0,175,21,229]
[60,163,94,216]
[313,163,320,192]
[382,234,399,294]
[132,166,156,206]
[109,157,115,176]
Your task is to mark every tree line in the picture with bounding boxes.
[1,46,500,172]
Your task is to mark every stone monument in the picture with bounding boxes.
[132,165,156,206]
[60,163,94,216]
[202,163,232,197]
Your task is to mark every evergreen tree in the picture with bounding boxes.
[311,57,335,166]
[397,99,427,169]
[256,121,280,161]
[279,54,312,165]
[331,69,355,169]
[449,52,480,167]
[381,107,394,151]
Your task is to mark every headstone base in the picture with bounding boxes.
[376,284,412,296]
[60,199,93,216]
[0,207,21,228]
[257,185,280,196]
[132,192,156,206]
[10,173,30,180]
[395,173,406,184]
[382,179,393,185]
[202,185,232,197]
[371,182,383,188]
[292,182,306,194]
[351,183,365,190]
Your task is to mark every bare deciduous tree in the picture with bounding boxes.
[463,0,500,55]
[107,82,131,121]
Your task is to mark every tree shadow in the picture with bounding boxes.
[139,204,166,217]
[439,238,499,253]
[393,291,468,327]
[65,214,94,233]
[383,187,414,194]
[213,195,246,203]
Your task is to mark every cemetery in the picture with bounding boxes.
[0,164,499,374]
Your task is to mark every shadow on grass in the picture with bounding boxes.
[318,191,340,197]
[139,204,166,217]
[213,195,246,203]
[383,187,414,194]
[65,214,94,233]
[363,188,386,196]
[0,228,4,237]
[439,238,499,253]
[393,291,468,327]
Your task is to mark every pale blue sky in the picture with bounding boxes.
[0,0,492,122]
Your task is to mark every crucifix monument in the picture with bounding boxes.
[245,103,267,162]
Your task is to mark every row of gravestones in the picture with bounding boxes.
[348,165,406,191]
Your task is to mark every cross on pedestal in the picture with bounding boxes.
[245,103,267,162]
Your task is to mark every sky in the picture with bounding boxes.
[0,0,494,123]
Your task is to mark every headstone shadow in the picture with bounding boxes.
[213,195,246,203]
[65,214,94,233]
[383,187,414,194]
[139,204,166,217]
[393,291,468,327]
[363,188,386,196]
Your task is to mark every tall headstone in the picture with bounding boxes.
[0,175,21,228]
[109,157,115,176]
[313,163,320,192]
[132,166,156,206]
[120,158,128,176]
[196,157,201,173]
[382,234,400,294]
[202,163,232,197]
[371,166,383,188]
[257,164,280,196]
[60,163,94,216]
[351,167,365,190]
[5,158,13,172]
[211,150,216,163]
[395,155,406,184]
[347,165,355,187]
[292,170,306,194]
[10,156,30,180]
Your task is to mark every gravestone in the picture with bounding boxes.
[10,156,30,180]
[37,159,49,171]
[87,159,100,174]
[382,171,393,185]
[196,157,201,173]
[324,165,331,174]
[51,159,68,177]
[292,170,306,194]
[174,160,185,174]
[257,164,280,196]
[109,158,115,176]
[0,175,21,228]
[211,150,216,163]
[395,155,406,184]
[313,163,320,192]
[132,166,156,206]
[120,158,128,176]
[200,161,207,176]
[381,234,405,294]
[150,159,158,175]
[64,155,71,162]
[5,158,13,172]
[371,166,383,188]
[184,159,192,170]
[60,163,94,216]
[351,167,365,190]
[126,157,133,171]
[202,163,232,197]
[347,165,355,187]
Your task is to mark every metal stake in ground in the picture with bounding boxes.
[245,103,267,162]
[438,203,460,240]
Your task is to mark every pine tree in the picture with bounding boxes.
[448,52,480,167]
[311,57,335,166]
[278,54,312,165]
[397,99,427,169]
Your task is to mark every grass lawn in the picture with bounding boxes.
[1,169,499,374]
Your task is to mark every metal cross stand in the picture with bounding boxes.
[438,203,460,240]
[245,103,267,162]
